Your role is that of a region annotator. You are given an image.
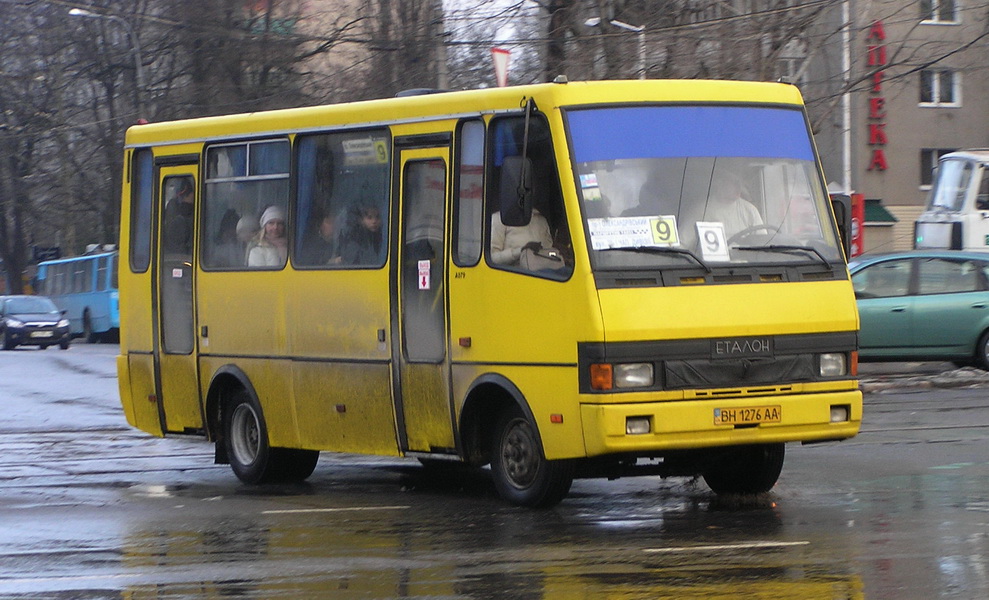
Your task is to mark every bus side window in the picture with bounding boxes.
[203,140,290,270]
[97,257,108,292]
[295,129,390,269]
[295,135,340,267]
[453,119,484,267]
[130,149,154,272]
[486,115,573,279]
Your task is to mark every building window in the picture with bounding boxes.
[920,69,960,106]
[776,39,808,86]
[920,0,958,23]
[920,149,956,187]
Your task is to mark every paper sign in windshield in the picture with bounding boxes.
[588,216,679,250]
[342,138,389,165]
[695,221,730,262]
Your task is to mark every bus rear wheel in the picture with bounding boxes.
[224,390,318,484]
[83,311,99,344]
[702,443,785,495]
[490,408,574,508]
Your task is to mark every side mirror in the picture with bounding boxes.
[499,156,533,227]
[830,193,852,258]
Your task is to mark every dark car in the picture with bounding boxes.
[0,295,72,350]
[849,250,989,368]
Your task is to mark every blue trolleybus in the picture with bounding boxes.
[36,251,119,342]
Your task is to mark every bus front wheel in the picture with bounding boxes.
[490,408,574,508]
[224,390,318,484]
[702,443,785,495]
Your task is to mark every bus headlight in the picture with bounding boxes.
[589,363,655,390]
[615,363,654,389]
[819,353,847,377]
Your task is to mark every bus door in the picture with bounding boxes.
[392,142,456,454]
[154,163,204,433]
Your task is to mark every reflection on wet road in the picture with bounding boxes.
[1,463,865,599]
[2,347,988,599]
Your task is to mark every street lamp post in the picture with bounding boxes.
[69,7,146,117]
[585,17,646,80]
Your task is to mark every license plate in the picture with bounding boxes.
[30,331,54,338]
[714,405,781,426]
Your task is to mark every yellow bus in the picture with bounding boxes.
[117,79,861,507]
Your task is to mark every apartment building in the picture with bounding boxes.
[810,0,989,253]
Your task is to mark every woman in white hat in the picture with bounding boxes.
[247,205,287,267]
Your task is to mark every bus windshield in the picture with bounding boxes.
[927,158,976,212]
[567,105,842,270]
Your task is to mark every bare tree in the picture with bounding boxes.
[0,2,82,293]
[3,0,988,292]
[444,0,544,88]
[0,0,364,290]
[354,0,449,98]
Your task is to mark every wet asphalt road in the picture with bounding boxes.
[1,346,988,599]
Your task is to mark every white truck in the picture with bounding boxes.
[915,149,989,250]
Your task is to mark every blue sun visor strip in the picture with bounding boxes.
[567,106,815,163]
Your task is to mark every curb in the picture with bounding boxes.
[860,367,989,393]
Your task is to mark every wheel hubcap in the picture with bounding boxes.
[230,404,260,466]
[501,419,538,489]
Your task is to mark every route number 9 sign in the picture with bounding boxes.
[695,222,730,261]
[649,216,679,246]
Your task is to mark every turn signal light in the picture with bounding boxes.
[590,363,613,390]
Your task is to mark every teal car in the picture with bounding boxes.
[850,250,989,368]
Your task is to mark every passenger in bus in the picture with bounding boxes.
[300,210,341,265]
[247,205,288,267]
[236,215,260,246]
[211,209,243,267]
[162,178,195,254]
[489,209,554,267]
[338,204,383,265]
[622,171,675,217]
[701,170,762,239]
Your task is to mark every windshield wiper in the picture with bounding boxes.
[600,246,711,273]
[732,244,832,268]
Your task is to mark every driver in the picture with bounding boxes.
[703,171,763,239]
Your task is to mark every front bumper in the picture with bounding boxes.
[580,388,862,456]
[6,324,71,346]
